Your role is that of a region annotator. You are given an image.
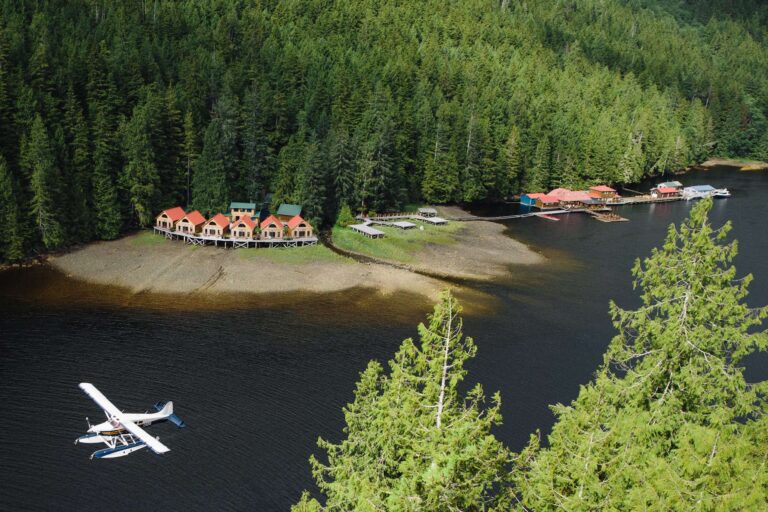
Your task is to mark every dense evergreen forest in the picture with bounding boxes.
[293,201,768,511]
[1,0,768,259]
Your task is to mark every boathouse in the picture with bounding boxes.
[521,193,545,206]
[229,202,257,220]
[260,215,284,239]
[176,210,206,234]
[535,195,560,209]
[155,207,186,230]
[651,186,682,199]
[231,215,258,239]
[589,185,618,202]
[276,204,302,222]
[287,215,313,238]
[558,190,592,208]
[203,213,230,237]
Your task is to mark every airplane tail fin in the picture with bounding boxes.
[154,401,186,428]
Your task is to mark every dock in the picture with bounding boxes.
[350,223,385,238]
[153,227,319,248]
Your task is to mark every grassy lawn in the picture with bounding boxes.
[332,222,464,263]
[238,244,348,265]
[130,230,167,247]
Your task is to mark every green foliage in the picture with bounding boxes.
[334,203,355,227]
[0,0,767,259]
[297,291,511,510]
[24,115,65,249]
[0,155,24,260]
[514,199,768,510]
[332,222,463,263]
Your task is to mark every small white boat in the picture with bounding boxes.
[712,188,731,198]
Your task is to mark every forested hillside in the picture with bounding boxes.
[1,0,767,259]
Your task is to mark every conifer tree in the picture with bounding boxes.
[295,291,511,511]
[515,199,768,511]
[25,115,64,249]
[240,83,270,202]
[192,111,232,215]
[62,85,91,242]
[182,112,198,208]
[0,155,24,260]
[91,109,121,240]
[120,106,161,227]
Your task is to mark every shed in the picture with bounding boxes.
[651,186,682,198]
[521,193,545,206]
[558,190,592,208]
[260,215,284,239]
[657,181,683,189]
[418,207,437,217]
[229,202,257,220]
[350,223,384,238]
[202,213,230,238]
[536,196,560,209]
[276,204,302,222]
[231,215,257,239]
[155,207,186,230]
[287,215,313,238]
[176,210,206,234]
[589,185,618,201]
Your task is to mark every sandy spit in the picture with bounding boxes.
[49,208,544,299]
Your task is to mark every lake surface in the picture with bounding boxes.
[1,166,766,510]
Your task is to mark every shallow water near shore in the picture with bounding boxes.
[1,166,767,510]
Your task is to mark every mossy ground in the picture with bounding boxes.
[130,231,168,247]
[238,244,348,265]
[332,222,464,263]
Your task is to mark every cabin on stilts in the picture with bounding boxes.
[231,215,258,239]
[176,210,206,234]
[229,202,257,220]
[155,207,186,230]
[260,215,284,239]
[203,213,230,237]
[287,215,313,238]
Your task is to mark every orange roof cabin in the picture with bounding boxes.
[202,213,230,238]
[176,210,206,234]
[287,215,313,238]
[231,215,258,239]
[260,215,284,239]
[589,185,619,202]
[155,207,186,230]
[651,186,682,198]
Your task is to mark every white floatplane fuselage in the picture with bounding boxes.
[75,383,185,459]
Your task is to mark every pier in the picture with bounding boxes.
[153,227,318,248]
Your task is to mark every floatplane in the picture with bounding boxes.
[75,383,185,459]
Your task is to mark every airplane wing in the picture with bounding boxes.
[79,383,171,455]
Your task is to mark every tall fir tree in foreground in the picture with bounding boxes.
[293,291,511,511]
[514,199,768,511]
[0,155,25,260]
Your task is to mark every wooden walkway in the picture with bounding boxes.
[153,227,318,248]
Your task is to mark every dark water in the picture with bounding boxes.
[1,167,767,511]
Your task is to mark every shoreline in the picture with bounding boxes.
[46,208,545,299]
[699,157,768,171]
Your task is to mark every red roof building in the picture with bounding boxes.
[155,206,186,229]
[231,215,257,239]
[176,210,207,234]
[202,213,230,237]
[589,185,619,201]
[260,215,284,240]
[287,215,313,238]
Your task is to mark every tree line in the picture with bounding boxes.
[1,0,768,260]
[293,200,768,511]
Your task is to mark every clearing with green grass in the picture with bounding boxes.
[332,222,464,263]
[130,231,168,247]
[238,244,348,265]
